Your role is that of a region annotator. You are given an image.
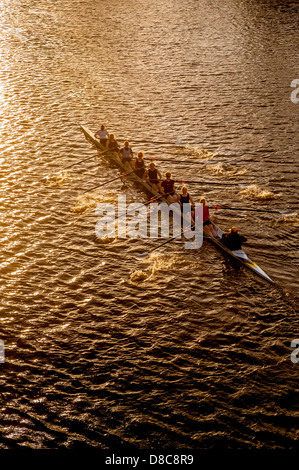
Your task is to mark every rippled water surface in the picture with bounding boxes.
[0,0,298,450]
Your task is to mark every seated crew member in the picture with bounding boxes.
[107,133,120,153]
[178,185,195,221]
[221,226,247,251]
[161,171,178,203]
[195,197,218,238]
[134,152,146,179]
[95,124,109,147]
[120,140,134,170]
[144,162,162,193]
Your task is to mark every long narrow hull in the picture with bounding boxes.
[80,125,274,285]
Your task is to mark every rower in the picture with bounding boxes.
[178,185,195,220]
[144,162,162,193]
[134,152,146,179]
[195,197,218,238]
[161,171,178,203]
[107,133,120,153]
[95,124,109,147]
[120,140,134,170]
[221,227,247,251]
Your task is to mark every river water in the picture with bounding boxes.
[0,0,298,450]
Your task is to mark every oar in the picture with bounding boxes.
[42,153,100,182]
[82,168,137,194]
[69,148,121,175]
[175,179,250,187]
[50,148,115,176]
[147,157,215,165]
[96,148,114,157]
[83,191,170,219]
[60,153,100,171]
[83,191,173,236]
[212,205,297,215]
[134,222,200,259]
[107,192,171,224]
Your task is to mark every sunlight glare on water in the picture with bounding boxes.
[0,0,298,451]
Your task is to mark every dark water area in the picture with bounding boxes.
[0,0,298,451]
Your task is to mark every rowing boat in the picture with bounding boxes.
[80,124,274,285]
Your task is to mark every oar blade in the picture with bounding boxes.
[134,252,149,259]
[280,210,297,215]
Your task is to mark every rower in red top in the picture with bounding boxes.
[196,197,218,238]
[161,171,178,203]
[221,227,247,251]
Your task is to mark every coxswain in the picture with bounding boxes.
[178,186,195,220]
[120,140,134,170]
[107,133,120,153]
[144,162,162,193]
[161,171,178,203]
[221,227,247,251]
[195,197,218,238]
[134,152,146,179]
[95,124,109,147]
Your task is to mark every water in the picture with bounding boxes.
[0,0,298,450]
